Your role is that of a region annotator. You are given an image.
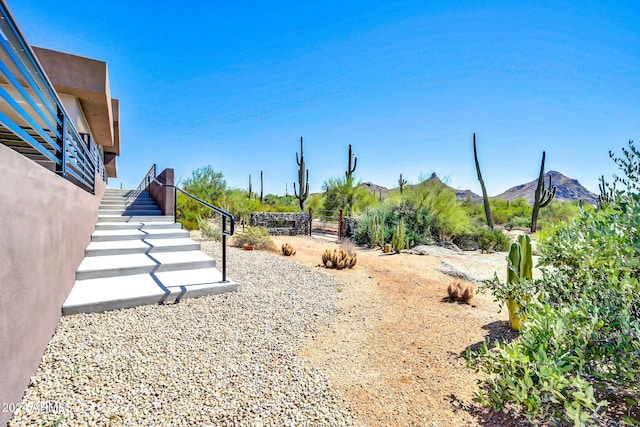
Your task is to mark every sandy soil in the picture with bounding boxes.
[266,234,521,426]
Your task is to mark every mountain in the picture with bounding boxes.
[495,171,597,205]
[360,182,390,199]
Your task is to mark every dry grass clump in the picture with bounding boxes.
[281,243,296,256]
[322,248,357,270]
[231,226,276,251]
[447,280,475,303]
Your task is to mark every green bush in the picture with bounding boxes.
[406,179,470,240]
[453,228,510,252]
[353,201,432,248]
[196,215,222,241]
[468,142,640,425]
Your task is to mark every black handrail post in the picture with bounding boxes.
[222,216,227,282]
[174,186,177,224]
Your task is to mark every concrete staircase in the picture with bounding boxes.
[62,189,237,315]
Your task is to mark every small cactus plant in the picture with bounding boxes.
[391,219,407,254]
[322,248,357,270]
[281,243,296,256]
[506,234,533,330]
[447,280,475,303]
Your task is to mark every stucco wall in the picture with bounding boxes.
[149,168,175,216]
[0,145,105,425]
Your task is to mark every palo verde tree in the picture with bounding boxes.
[293,136,309,210]
[473,133,494,230]
[530,151,557,232]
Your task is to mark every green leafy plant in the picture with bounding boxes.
[196,215,222,241]
[469,141,640,424]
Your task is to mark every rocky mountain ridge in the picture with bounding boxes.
[359,171,597,205]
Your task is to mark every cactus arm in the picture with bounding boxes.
[507,242,521,285]
[518,234,533,281]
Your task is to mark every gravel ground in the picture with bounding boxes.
[9,242,356,426]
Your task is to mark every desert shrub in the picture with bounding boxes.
[177,166,228,230]
[406,179,470,240]
[447,280,475,303]
[453,228,510,252]
[231,226,275,250]
[354,201,432,248]
[468,141,640,425]
[196,215,222,241]
[322,175,377,217]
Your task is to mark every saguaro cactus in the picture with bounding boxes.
[293,136,309,210]
[398,174,407,194]
[260,170,264,203]
[346,144,357,179]
[473,133,494,230]
[530,151,557,233]
[248,174,252,198]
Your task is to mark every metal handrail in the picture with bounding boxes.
[136,165,235,283]
[0,1,105,193]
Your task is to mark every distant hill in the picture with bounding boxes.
[360,182,390,200]
[495,171,597,205]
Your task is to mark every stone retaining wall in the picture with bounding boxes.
[250,212,311,236]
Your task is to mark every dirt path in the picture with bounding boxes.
[268,235,518,426]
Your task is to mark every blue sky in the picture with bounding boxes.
[11,1,640,196]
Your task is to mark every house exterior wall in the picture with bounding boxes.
[0,145,106,426]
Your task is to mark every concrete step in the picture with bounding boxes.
[98,215,175,223]
[76,250,216,280]
[99,209,162,216]
[99,204,158,210]
[85,238,200,256]
[95,222,181,230]
[62,268,237,315]
[91,228,189,242]
[100,199,158,205]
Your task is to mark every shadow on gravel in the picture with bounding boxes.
[463,321,518,355]
[448,393,534,427]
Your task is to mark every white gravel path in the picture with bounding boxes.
[9,243,356,426]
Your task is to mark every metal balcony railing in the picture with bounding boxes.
[0,1,105,193]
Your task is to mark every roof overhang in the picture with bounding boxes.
[32,46,115,150]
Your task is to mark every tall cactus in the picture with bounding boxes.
[473,133,494,230]
[398,174,407,194]
[293,136,309,210]
[248,174,252,198]
[530,151,557,233]
[345,144,357,179]
[260,170,264,203]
